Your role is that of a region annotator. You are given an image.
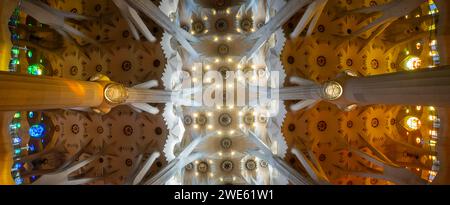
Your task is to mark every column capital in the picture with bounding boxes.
[321,81,343,101]
[104,83,129,105]
[88,74,129,114]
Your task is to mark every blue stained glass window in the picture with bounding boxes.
[429,4,437,10]
[29,144,36,152]
[28,112,34,118]
[11,33,20,41]
[14,177,24,185]
[29,124,45,138]
[13,163,22,170]
[14,149,21,155]
[12,137,21,145]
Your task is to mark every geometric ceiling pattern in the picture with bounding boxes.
[0,0,444,185]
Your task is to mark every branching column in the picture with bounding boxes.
[126,88,173,104]
[0,72,106,111]
[278,84,327,101]
[336,66,450,106]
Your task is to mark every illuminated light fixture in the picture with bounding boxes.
[428,115,436,121]
[430,40,437,46]
[416,42,422,50]
[429,130,437,136]
[416,137,422,144]
[344,104,358,112]
[403,116,421,131]
[403,56,422,70]
[429,51,438,56]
